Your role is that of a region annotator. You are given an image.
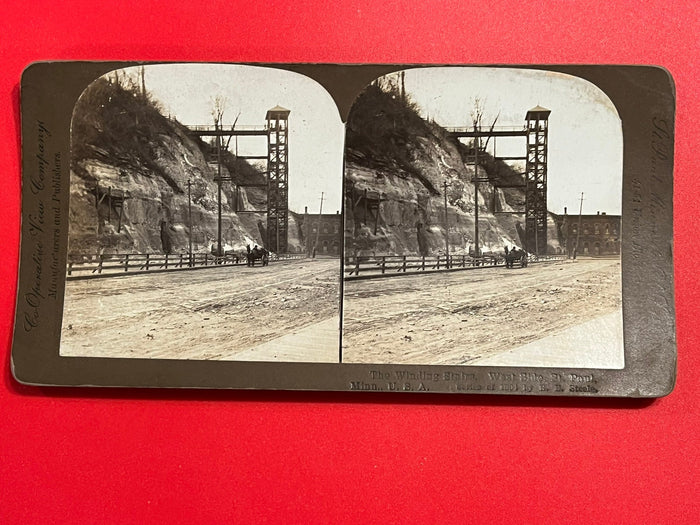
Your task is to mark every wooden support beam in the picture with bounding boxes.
[363,189,368,225]
[117,201,124,232]
[373,201,380,235]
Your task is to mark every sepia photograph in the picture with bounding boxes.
[60,64,344,362]
[342,67,624,368]
[13,62,675,395]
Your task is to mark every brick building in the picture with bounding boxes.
[555,210,621,257]
[295,210,342,256]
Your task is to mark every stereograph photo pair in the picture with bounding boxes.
[12,62,676,397]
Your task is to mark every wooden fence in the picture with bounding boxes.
[344,253,566,279]
[66,252,306,279]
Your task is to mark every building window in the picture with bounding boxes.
[605,224,610,235]
[583,223,589,234]
[594,223,600,234]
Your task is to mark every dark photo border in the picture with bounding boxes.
[12,62,676,397]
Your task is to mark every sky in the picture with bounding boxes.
[112,64,345,214]
[397,67,623,215]
[102,65,621,216]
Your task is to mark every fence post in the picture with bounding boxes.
[381,256,386,274]
[402,255,407,272]
[97,254,104,274]
[124,254,129,272]
[421,256,425,271]
[437,255,441,270]
[67,262,73,276]
[145,254,150,271]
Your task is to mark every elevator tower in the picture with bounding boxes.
[266,105,290,253]
[525,105,550,255]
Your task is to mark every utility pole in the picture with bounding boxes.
[312,192,324,258]
[187,179,193,266]
[575,192,584,259]
[563,206,569,258]
[216,127,223,257]
[304,206,310,257]
[473,127,480,258]
[443,180,450,268]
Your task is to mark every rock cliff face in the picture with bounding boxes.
[344,84,561,256]
[69,77,303,255]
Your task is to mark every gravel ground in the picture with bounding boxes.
[60,258,341,360]
[342,258,622,365]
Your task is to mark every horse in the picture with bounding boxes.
[505,248,527,268]
[246,245,269,267]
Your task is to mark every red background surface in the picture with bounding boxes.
[1,2,698,523]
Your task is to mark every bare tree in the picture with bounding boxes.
[469,97,500,152]
[210,96,242,151]
[470,96,486,152]
[211,95,227,130]
[223,111,241,151]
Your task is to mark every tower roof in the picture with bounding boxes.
[266,105,290,119]
[526,105,551,118]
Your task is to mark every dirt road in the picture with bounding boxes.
[61,258,341,360]
[342,258,622,365]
